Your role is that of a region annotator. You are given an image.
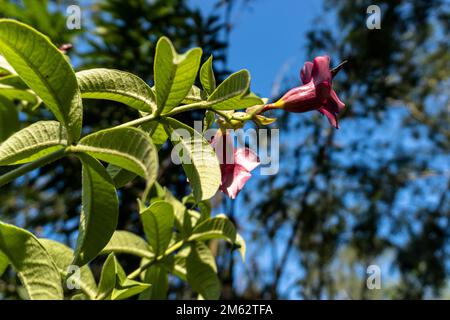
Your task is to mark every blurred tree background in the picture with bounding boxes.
[242,0,449,299]
[0,0,449,299]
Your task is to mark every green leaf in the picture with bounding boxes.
[39,239,97,300]
[100,230,154,259]
[76,68,156,113]
[96,253,117,300]
[235,233,246,262]
[106,164,138,188]
[154,37,202,113]
[163,117,221,201]
[139,264,169,300]
[164,246,190,281]
[0,121,67,165]
[97,253,149,300]
[0,74,27,89]
[207,69,263,110]
[69,127,158,190]
[0,84,39,105]
[140,201,174,257]
[73,154,119,266]
[0,19,82,142]
[0,54,16,75]
[188,215,237,244]
[163,188,191,236]
[181,85,205,104]
[0,95,19,142]
[112,277,150,300]
[200,56,216,95]
[142,121,169,151]
[186,242,220,300]
[203,110,215,132]
[0,250,8,277]
[106,122,167,188]
[0,222,63,299]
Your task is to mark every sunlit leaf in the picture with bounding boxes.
[154,37,202,113]
[0,19,82,142]
[207,69,263,110]
[0,121,67,165]
[140,201,174,257]
[39,239,97,299]
[200,56,216,95]
[0,222,63,299]
[69,127,158,190]
[188,215,237,244]
[101,230,154,259]
[73,154,119,266]
[77,68,156,113]
[0,95,19,142]
[186,242,220,300]
[163,117,221,201]
[139,263,169,300]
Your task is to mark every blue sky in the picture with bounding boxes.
[189,0,323,99]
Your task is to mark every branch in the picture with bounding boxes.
[0,148,66,188]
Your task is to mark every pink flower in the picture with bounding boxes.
[263,56,345,128]
[211,130,260,199]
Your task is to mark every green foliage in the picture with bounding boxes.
[200,56,216,96]
[0,19,82,143]
[39,239,98,300]
[206,70,263,110]
[188,215,237,244]
[154,37,202,114]
[69,127,158,191]
[186,242,221,300]
[163,117,221,202]
[0,222,63,299]
[0,19,256,300]
[0,121,67,165]
[77,68,156,113]
[97,253,150,300]
[140,201,175,257]
[0,250,8,277]
[73,154,119,267]
[101,231,154,259]
[139,264,169,300]
[0,96,19,142]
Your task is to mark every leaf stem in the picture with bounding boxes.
[0,148,66,188]
[115,101,210,129]
[127,240,185,280]
[164,101,208,115]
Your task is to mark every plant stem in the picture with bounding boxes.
[115,101,209,129]
[114,113,159,128]
[0,148,66,188]
[127,240,185,280]
[165,101,208,115]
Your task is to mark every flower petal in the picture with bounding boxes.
[300,61,313,84]
[311,55,332,85]
[211,130,235,165]
[282,81,325,113]
[234,147,260,172]
[318,107,339,129]
[329,89,345,111]
[220,165,252,199]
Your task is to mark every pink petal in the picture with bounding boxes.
[282,81,326,113]
[318,107,339,129]
[234,148,260,172]
[329,89,345,111]
[300,61,313,84]
[220,165,252,199]
[311,55,332,85]
[211,130,235,165]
